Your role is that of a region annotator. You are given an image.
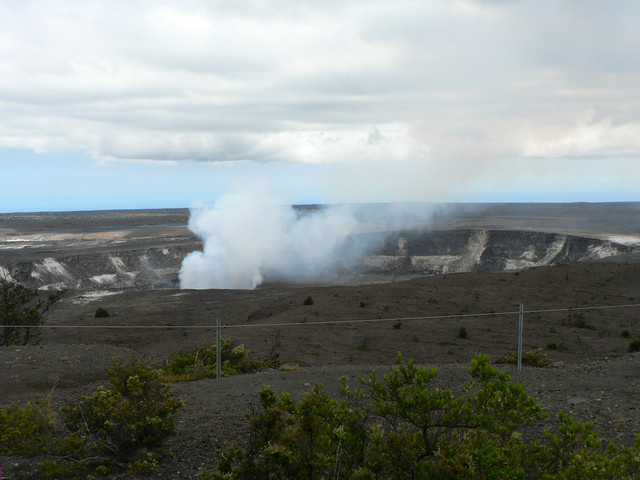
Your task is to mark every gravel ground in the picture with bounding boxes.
[1,343,639,479]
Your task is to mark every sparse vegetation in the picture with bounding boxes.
[3,338,280,476]
[62,358,184,473]
[1,358,184,477]
[0,394,59,456]
[495,348,552,367]
[7,205,640,478]
[200,354,640,479]
[628,339,640,353]
[279,363,299,371]
[94,307,111,318]
[303,296,314,305]
[545,342,568,351]
[392,321,402,329]
[457,326,468,339]
[564,312,595,330]
[162,337,280,382]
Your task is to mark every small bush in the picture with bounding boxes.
[1,358,184,476]
[204,354,640,479]
[206,354,620,479]
[163,338,280,381]
[63,357,184,469]
[564,313,595,330]
[279,363,299,371]
[94,307,111,318]
[302,296,314,305]
[495,348,551,367]
[0,396,57,455]
[0,271,64,346]
[457,326,468,339]
[546,342,567,352]
[628,339,640,353]
[0,397,90,477]
[128,452,159,474]
[393,321,402,330]
[359,301,367,308]
[622,329,631,338]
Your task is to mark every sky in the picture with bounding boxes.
[1,0,639,213]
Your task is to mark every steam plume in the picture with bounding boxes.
[179,184,365,289]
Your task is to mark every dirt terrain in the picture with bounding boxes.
[1,205,640,478]
[2,262,640,479]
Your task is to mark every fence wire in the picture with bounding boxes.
[2,303,640,330]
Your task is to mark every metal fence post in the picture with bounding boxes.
[216,318,222,380]
[517,304,524,372]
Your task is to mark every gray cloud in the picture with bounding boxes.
[0,0,639,185]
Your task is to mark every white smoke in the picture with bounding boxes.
[179,184,366,289]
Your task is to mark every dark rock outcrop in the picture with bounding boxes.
[6,244,195,291]
[360,229,635,276]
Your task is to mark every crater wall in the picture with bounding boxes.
[2,228,637,291]
[361,229,636,276]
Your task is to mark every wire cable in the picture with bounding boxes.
[2,303,639,330]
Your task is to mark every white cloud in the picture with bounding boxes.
[523,119,640,159]
[0,0,638,200]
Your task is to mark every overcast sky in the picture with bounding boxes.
[1,0,639,212]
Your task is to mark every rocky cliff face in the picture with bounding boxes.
[4,244,195,291]
[3,229,636,291]
[360,229,635,276]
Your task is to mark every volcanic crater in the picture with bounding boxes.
[1,202,640,479]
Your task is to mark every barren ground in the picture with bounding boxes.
[1,262,640,479]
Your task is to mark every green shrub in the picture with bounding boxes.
[94,307,111,318]
[629,339,640,353]
[1,358,184,477]
[0,396,57,455]
[0,396,90,477]
[303,296,314,305]
[63,357,183,470]
[1,271,64,346]
[40,459,93,478]
[128,452,159,474]
[201,354,640,480]
[457,326,468,339]
[163,337,280,381]
[564,312,595,330]
[546,341,568,352]
[621,329,630,338]
[495,348,551,367]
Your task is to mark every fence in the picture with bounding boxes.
[2,302,640,377]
